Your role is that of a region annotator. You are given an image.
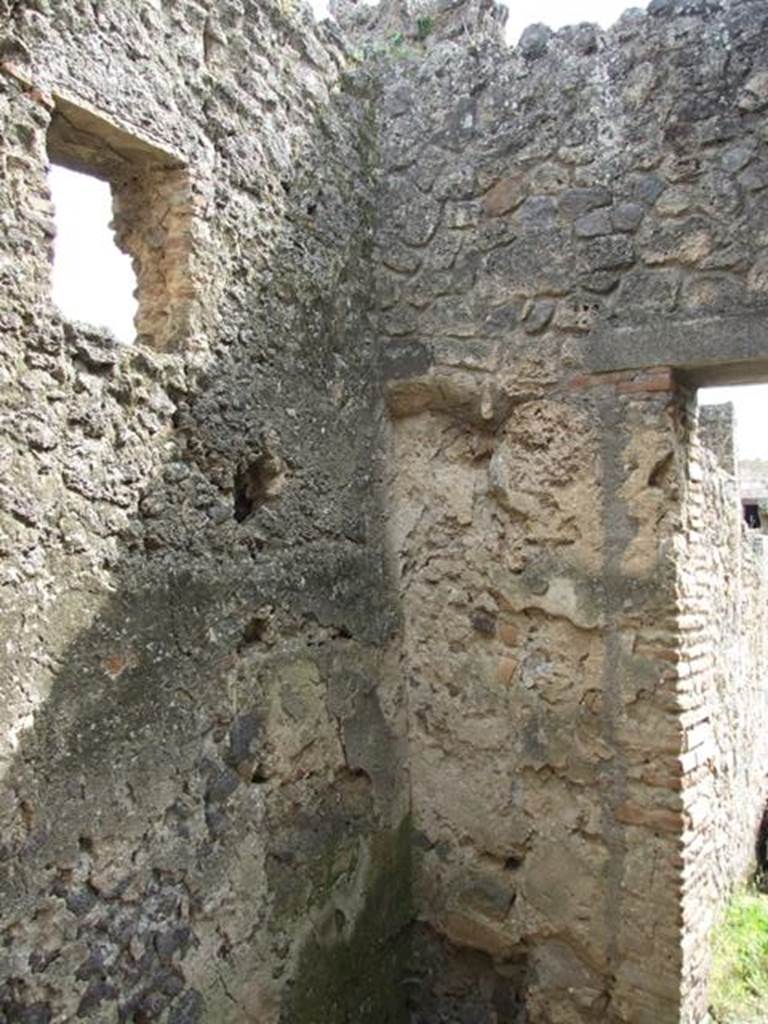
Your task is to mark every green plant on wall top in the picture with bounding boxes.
[353,17,434,63]
[415,15,434,39]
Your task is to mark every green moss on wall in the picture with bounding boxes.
[281,815,412,1024]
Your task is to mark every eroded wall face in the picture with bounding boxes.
[389,387,685,1024]
[377,1,768,1021]
[0,3,408,1021]
[5,0,768,1020]
[678,406,768,1023]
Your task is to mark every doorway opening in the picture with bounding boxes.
[688,380,768,1022]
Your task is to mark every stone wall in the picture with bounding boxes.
[678,402,768,1022]
[375,1,768,1021]
[0,3,409,1021]
[3,0,768,1022]
[699,403,736,476]
[387,365,688,1023]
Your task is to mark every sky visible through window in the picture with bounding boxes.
[699,387,768,461]
[48,0,768,458]
[49,164,137,344]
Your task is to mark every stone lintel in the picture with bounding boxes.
[51,90,186,171]
[583,313,768,387]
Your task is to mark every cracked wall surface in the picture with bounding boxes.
[3,0,768,1022]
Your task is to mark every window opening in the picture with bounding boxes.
[744,503,761,530]
[46,94,192,351]
[49,164,137,344]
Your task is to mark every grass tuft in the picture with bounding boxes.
[710,886,768,1023]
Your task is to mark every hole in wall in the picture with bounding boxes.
[238,606,274,649]
[77,835,94,854]
[241,614,269,646]
[648,451,674,489]
[233,463,260,522]
[504,854,525,871]
[48,164,137,343]
[233,440,286,522]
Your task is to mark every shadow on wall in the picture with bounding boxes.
[0,44,410,1024]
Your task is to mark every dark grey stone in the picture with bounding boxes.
[518,23,553,59]
[574,209,613,238]
[167,990,204,1024]
[612,202,645,233]
[559,187,613,219]
[580,235,636,271]
[205,768,240,805]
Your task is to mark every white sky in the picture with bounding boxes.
[307,0,648,40]
[49,164,137,344]
[699,386,768,462]
[502,0,646,42]
[47,0,768,460]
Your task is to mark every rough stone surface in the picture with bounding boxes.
[677,405,768,1024]
[0,2,408,1021]
[699,402,736,476]
[373,0,768,1021]
[3,0,768,1022]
